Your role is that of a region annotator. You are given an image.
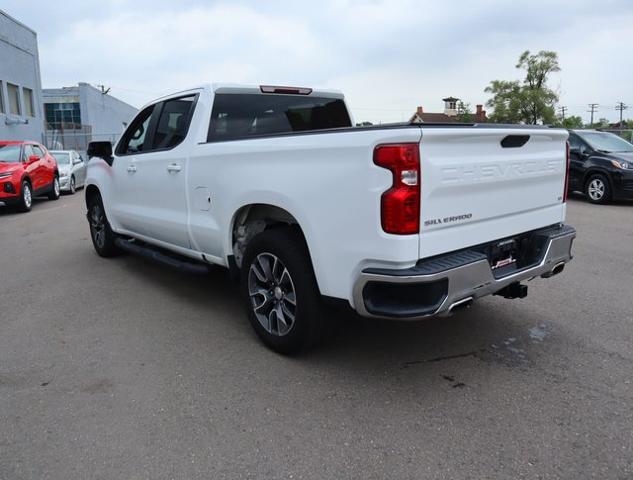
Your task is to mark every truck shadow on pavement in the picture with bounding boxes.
[116,251,553,382]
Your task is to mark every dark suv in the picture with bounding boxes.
[568,129,633,204]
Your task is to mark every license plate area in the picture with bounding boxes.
[474,231,549,279]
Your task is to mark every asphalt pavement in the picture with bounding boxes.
[1,192,632,479]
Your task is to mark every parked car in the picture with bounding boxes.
[568,129,633,204]
[50,150,87,194]
[85,84,575,353]
[0,141,60,212]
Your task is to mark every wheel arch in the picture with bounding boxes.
[85,184,101,208]
[229,203,310,272]
[582,168,613,190]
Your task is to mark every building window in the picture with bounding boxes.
[23,88,35,117]
[449,101,457,110]
[7,83,21,115]
[44,102,82,129]
[0,81,4,114]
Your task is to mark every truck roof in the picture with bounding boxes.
[144,83,345,108]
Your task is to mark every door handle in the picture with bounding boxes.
[167,163,182,173]
[127,165,137,173]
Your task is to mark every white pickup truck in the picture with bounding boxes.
[86,84,576,353]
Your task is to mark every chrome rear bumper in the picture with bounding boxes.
[353,224,576,320]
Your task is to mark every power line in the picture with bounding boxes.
[587,103,599,125]
[615,102,628,127]
[558,106,567,120]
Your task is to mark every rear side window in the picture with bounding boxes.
[207,93,352,142]
[151,95,196,150]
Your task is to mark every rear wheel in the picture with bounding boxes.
[87,194,120,257]
[17,181,32,212]
[585,173,610,204]
[241,228,325,354]
[47,176,60,201]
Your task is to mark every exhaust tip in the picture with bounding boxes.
[448,297,474,315]
[542,262,565,278]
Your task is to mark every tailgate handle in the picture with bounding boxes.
[501,135,530,148]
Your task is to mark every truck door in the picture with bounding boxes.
[118,95,197,249]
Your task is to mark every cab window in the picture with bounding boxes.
[151,95,196,150]
[116,105,155,155]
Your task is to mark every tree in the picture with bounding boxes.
[592,118,610,128]
[558,115,584,129]
[485,50,560,124]
[456,101,473,122]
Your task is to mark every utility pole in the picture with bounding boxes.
[558,106,567,121]
[615,102,628,127]
[587,103,599,126]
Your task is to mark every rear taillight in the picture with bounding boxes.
[373,143,420,235]
[564,140,570,203]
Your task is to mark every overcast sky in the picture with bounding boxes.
[5,0,633,123]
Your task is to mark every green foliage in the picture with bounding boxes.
[591,118,610,128]
[485,50,560,124]
[556,115,584,129]
[456,101,473,123]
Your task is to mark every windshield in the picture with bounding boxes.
[0,144,22,163]
[52,153,71,164]
[577,131,633,153]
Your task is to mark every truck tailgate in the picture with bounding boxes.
[418,127,569,258]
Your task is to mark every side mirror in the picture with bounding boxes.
[579,145,589,156]
[28,155,40,163]
[87,141,113,165]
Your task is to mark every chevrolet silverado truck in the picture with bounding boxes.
[85,84,576,353]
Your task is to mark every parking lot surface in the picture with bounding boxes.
[1,193,632,479]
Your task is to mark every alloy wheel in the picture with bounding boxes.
[248,252,297,337]
[53,178,60,197]
[89,204,106,249]
[588,178,605,201]
[70,177,76,193]
[23,184,32,208]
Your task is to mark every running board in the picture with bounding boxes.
[114,238,210,275]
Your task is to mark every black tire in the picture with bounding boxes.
[69,176,76,195]
[240,227,325,354]
[47,176,60,201]
[17,180,32,212]
[87,193,121,257]
[584,173,611,204]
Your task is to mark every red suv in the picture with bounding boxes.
[0,141,60,212]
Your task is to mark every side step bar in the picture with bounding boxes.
[114,238,210,275]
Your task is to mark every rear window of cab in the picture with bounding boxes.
[207,93,352,142]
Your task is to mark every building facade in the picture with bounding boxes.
[43,83,138,151]
[0,10,44,142]
[410,96,488,123]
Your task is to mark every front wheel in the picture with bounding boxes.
[241,228,326,354]
[585,173,611,204]
[69,176,76,194]
[87,194,120,257]
[47,177,60,201]
[17,181,32,212]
